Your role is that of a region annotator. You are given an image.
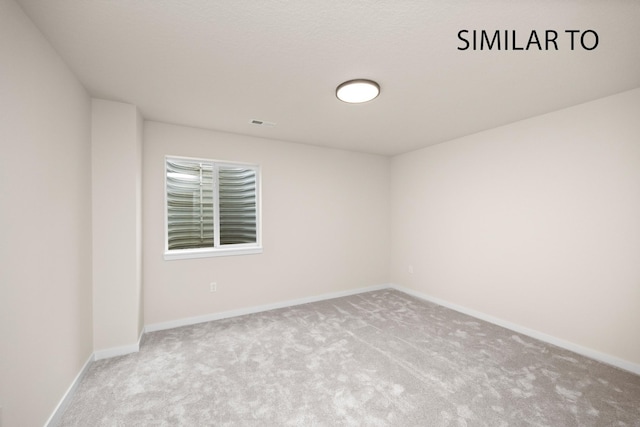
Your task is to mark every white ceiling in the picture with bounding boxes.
[17,0,640,156]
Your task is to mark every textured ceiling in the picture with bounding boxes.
[16,0,640,155]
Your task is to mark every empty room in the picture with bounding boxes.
[1,0,639,425]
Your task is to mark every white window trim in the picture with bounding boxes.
[164,155,262,261]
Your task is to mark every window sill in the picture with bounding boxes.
[164,246,263,260]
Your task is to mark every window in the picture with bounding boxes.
[164,156,261,260]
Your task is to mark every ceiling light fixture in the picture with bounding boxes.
[336,79,380,104]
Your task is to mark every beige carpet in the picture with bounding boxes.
[57,290,640,426]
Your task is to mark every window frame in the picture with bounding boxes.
[164,155,262,260]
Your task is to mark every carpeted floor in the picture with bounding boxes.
[57,289,640,426]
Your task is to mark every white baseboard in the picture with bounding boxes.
[44,328,146,425]
[44,353,94,427]
[42,282,637,426]
[389,283,640,376]
[94,328,145,361]
[145,283,390,333]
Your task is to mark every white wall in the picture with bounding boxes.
[92,99,143,353]
[1,0,637,421]
[390,88,640,366]
[0,0,93,425]
[143,122,390,325]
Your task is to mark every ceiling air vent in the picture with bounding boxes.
[250,119,276,127]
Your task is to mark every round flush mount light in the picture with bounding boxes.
[336,79,380,103]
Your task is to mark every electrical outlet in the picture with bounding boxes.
[408,265,414,274]
[209,282,217,292]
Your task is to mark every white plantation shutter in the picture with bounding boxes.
[165,157,260,257]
